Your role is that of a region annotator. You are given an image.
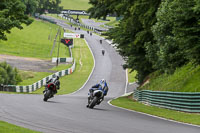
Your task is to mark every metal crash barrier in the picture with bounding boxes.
[133,89,200,113]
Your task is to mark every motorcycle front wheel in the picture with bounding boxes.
[89,97,98,109]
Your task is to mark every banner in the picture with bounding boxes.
[61,39,73,47]
[64,33,84,38]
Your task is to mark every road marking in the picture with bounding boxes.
[107,66,200,128]
[124,69,128,94]
[68,38,96,95]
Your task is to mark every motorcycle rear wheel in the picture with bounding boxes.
[43,90,51,102]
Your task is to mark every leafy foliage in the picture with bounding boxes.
[0,0,33,40]
[147,0,200,73]
[36,0,62,14]
[88,0,200,84]
[88,0,161,83]
[21,0,39,15]
[0,0,62,40]
[0,62,22,85]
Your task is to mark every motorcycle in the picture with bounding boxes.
[43,82,57,102]
[87,89,104,109]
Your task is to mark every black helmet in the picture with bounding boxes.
[56,76,59,80]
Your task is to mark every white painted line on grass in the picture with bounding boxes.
[68,38,96,95]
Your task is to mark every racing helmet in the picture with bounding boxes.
[100,79,105,84]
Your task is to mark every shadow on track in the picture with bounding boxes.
[88,107,109,112]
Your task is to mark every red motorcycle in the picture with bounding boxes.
[43,82,57,102]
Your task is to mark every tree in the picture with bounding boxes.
[0,62,22,85]
[36,0,62,14]
[48,0,62,14]
[88,0,161,83]
[147,0,200,73]
[21,0,39,15]
[0,0,33,40]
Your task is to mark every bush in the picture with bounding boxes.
[0,62,22,85]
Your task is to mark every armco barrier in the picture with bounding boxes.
[38,15,57,24]
[3,60,75,93]
[133,89,200,113]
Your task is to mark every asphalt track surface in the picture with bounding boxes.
[0,17,200,133]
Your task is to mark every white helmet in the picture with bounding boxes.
[100,79,105,84]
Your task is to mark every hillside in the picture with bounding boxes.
[0,20,67,59]
[61,0,91,10]
[140,63,200,92]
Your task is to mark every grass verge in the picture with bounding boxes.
[32,38,94,94]
[18,71,51,86]
[111,95,200,125]
[128,69,137,83]
[17,64,72,86]
[0,121,40,133]
[0,19,68,59]
[140,63,200,92]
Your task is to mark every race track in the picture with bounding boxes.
[0,17,200,133]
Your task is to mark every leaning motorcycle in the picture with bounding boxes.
[43,82,57,102]
[88,89,104,109]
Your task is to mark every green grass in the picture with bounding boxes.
[140,63,200,92]
[50,64,72,71]
[0,121,40,133]
[0,20,68,59]
[61,0,91,10]
[111,96,200,125]
[18,63,72,86]
[105,20,119,27]
[70,15,117,27]
[32,38,94,94]
[128,69,137,83]
[18,71,51,86]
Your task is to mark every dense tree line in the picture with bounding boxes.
[88,0,200,84]
[21,0,62,15]
[0,0,33,40]
[0,62,22,85]
[0,0,62,40]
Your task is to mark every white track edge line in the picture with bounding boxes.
[124,69,128,94]
[107,70,200,128]
[107,99,200,128]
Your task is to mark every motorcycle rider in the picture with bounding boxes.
[44,76,60,97]
[87,79,109,107]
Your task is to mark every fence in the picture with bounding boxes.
[1,42,76,93]
[60,15,107,35]
[133,89,200,113]
[1,60,75,93]
[37,15,57,24]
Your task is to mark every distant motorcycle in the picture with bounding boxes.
[87,89,104,109]
[43,82,57,102]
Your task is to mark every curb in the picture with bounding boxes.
[107,68,200,128]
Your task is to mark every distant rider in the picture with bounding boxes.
[87,79,109,107]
